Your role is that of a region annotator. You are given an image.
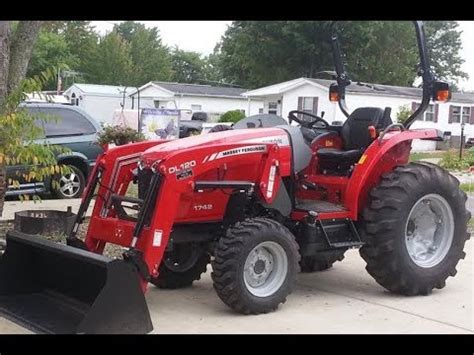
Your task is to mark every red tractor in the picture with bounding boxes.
[0,21,470,334]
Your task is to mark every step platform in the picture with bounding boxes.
[295,199,347,213]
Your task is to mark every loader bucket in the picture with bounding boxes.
[0,230,153,334]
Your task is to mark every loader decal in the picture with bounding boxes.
[203,145,268,163]
[241,135,290,147]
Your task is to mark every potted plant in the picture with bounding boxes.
[97,125,145,147]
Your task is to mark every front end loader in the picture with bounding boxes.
[0,21,469,334]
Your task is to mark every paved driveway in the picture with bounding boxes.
[0,239,472,334]
[0,197,472,334]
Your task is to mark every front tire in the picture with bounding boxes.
[212,218,300,314]
[150,243,210,289]
[359,162,470,295]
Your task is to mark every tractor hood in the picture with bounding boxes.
[139,127,291,168]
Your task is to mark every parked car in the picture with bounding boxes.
[464,137,474,149]
[6,103,104,199]
[179,111,209,138]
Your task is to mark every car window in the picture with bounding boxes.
[27,107,96,137]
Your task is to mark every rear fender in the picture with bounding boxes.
[345,128,441,219]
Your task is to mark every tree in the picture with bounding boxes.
[0,21,44,216]
[170,47,210,84]
[27,31,78,90]
[425,21,468,88]
[113,21,172,86]
[216,21,467,89]
[83,31,133,85]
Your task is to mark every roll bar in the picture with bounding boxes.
[330,21,445,128]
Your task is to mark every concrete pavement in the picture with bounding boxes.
[0,198,93,222]
[0,194,472,334]
[0,239,471,334]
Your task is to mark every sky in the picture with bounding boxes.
[91,21,474,91]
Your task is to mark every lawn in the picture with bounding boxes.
[409,151,445,162]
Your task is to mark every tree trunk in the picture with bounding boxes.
[0,21,11,217]
[0,164,5,217]
[0,21,10,110]
[7,21,42,95]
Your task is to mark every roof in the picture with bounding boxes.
[149,81,248,98]
[244,77,474,103]
[64,83,137,96]
[24,92,70,104]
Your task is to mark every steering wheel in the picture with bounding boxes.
[288,110,330,129]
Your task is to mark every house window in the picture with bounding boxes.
[298,96,318,115]
[413,103,435,122]
[451,105,471,124]
[191,104,202,111]
[462,107,471,124]
[424,104,435,121]
[154,100,160,108]
[302,97,315,113]
[268,102,278,115]
[258,108,264,114]
[70,93,79,106]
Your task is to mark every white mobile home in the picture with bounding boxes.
[130,81,263,122]
[243,78,474,151]
[63,84,137,124]
[63,82,264,125]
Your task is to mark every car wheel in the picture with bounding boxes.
[53,165,86,199]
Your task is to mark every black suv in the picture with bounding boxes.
[6,103,104,199]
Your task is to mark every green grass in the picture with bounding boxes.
[460,183,474,193]
[126,183,139,198]
[409,151,445,162]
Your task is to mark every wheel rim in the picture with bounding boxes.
[405,193,454,268]
[243,241,288,297]
[164,244,201,272]
[59,171,81,197]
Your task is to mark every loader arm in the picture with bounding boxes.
[83,141,283,292]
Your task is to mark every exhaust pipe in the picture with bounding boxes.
[0,230,153,334]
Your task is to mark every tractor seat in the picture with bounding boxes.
[317,148,363,163]
[317,107,391,173]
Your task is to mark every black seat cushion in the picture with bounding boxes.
[317,148,363,163]
[316,107,390,172]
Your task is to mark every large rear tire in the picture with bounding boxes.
[212,218,300,314]
[359,162,470,295]
[300,249,347,272]
[150,243,210,289]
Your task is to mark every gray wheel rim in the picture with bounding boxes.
[405,193,454,268]
[243,241,288,297]
[59,172,81,197]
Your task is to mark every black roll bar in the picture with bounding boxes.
[330,21,436,128]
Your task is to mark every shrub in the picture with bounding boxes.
[218,110,245,123]
[0,67,70,208]
[396,104,412,124]
[97,125,145,146]
[439,149,473,171]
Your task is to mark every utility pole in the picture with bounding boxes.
[460,118,465,160]
[56,67,62,94]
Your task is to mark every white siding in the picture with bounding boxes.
[64,84,264,125]
[263,82,473,151]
